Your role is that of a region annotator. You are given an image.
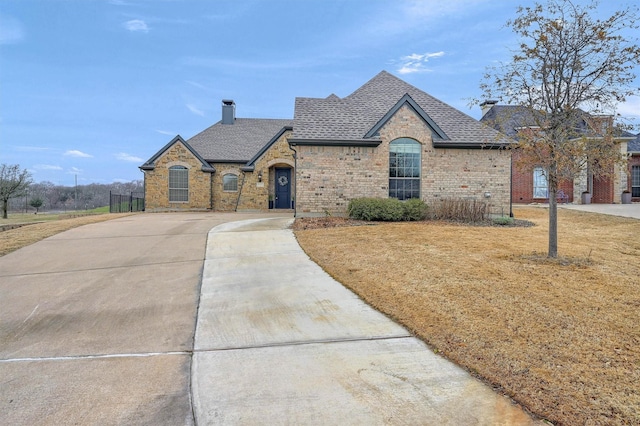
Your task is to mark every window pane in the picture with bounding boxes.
[389,138,421,200]
[223,174,238,191]
[169,166,188,202]
[632,166,640,197]
[533,167,548,198]
[632,166,640,186]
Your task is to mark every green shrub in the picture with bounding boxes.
[493,216,514,226]
[347,198,427,221]
[402,198,428,221]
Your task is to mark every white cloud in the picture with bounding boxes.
[115,152,144,162]
[0,14,24,45]
[33,164,63,170]
[64,150,93,158]
[186,80,211,91]
[186,104,205,116]
[67,167,83,174]
[124,19,149,32]
[155,129,176,136]
[397,51,445,74]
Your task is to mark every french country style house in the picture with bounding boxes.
[140,71,514,216]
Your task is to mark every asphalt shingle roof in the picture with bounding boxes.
[292,70,510,146]
[481,105,636,141]
[187,118,293,162]
[629,134,640,153]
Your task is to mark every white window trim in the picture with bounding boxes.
[533,167,548,199]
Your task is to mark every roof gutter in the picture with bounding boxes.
[288,138,382,147]
[432,142,511,149]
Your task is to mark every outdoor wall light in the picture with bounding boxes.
[258,171,263,182]
[484,192,491,198]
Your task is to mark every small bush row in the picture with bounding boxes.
[347,198,427,221]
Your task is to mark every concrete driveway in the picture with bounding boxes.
[0,212,279,425]
[1,212,541,425]
[558,202,640,219]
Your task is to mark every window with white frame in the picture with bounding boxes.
[168,166,188,202]
[223,173,238,192]
[632,165,640,197]
[389,138,421,200]
[533,167,548,199]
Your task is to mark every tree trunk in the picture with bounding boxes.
[2,199,8,219]
[548,188,558,258]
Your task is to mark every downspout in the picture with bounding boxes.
[290,145,298,218]
[234,171,246,212]
[209,172,213,210]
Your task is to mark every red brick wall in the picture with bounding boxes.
[592,174,613,203]
[628,155,640,201]
[511,152,574,203]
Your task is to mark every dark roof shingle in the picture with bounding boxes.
[187,118,293,162]
[292,70,510,146]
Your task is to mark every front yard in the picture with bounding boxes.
[294,207,639,425]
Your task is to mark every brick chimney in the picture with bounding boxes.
[222,99,235,124]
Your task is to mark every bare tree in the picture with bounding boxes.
[0,164,32,219]
[479,0,640,258]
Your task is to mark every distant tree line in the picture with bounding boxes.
[6,179,143,213]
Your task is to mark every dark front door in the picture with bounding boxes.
[275,168,291,209]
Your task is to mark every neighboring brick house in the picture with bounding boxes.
[629,135,640,202]
[140,71,513,216]
[480,102,636,204]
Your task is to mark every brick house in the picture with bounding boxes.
[140,71,513,216]
[629,135,640,202]
[479,102,637,204]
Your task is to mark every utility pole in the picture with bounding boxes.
[75,174,78,211]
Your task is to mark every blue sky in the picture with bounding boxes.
[1,0,638,185]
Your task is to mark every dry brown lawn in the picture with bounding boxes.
[294,207,639,425]
[0,213,131,256]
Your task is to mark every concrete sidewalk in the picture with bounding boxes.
[192,218,541,425]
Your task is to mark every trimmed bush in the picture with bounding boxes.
[402,198,428,221]
[347,198,427,221]
[493,216,515,226]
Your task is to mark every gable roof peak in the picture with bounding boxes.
[365,93,449,140]
[140,134,214,173]
[292,70,512,147]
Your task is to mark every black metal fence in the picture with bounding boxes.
[110,191,145,213]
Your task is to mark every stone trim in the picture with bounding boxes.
[266,158,294,168]
[166,160,191,169]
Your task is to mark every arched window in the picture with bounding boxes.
[168,166,188,202]
[223,173,238,192]
[389,138,421,200]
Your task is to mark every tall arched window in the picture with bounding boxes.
[389,138,421,200]
[223,173,238,192]
[168,166,188,202]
